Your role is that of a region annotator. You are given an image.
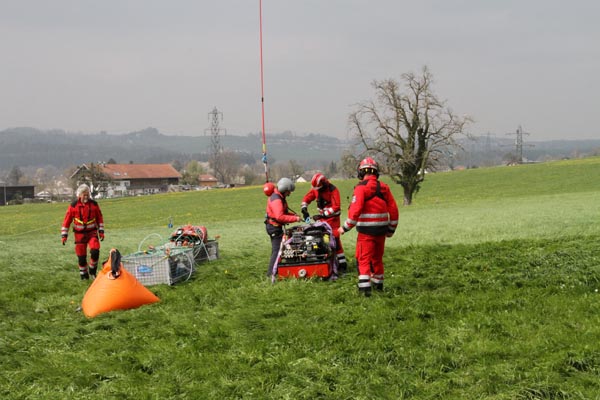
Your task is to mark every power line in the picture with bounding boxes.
[205,107,226,183]
[506,125,534,163]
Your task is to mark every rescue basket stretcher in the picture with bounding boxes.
[121,225,219,286]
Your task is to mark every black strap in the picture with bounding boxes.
[358,180,384,201]
[316,183,336,209]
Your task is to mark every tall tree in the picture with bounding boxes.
[220,150,241,185]
[349,66,472,205]
[70,163,111,198]
[6,166,23,185]
[180,160,205,186]
[339,150,359,179]
[288,160,304,182]
[171,159,183,172]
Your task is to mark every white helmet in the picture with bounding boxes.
[277,177,295,193]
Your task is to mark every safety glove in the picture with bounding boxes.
[61,234,68,245]
[301,207,310,221]
[98,229,105,241]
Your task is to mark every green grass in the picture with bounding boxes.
[1,157,600,399]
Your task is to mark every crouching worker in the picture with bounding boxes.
[338,157,399,297]
[265,177,301,277]
[61,184,105,280]
[301,173,348,274]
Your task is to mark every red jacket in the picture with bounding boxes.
[342,175,399,236]
[265,189,299,226]
[62,199,104,236]
[301,182,341,218]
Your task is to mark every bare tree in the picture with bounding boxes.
[339,150,359,179]
[288,160,304,182]
[349,66,472,205]
[7,166,23,185]
[70,163,111,198]
[220,150,241,185]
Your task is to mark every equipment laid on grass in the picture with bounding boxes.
[121,245,196,287]
[82,248,160,318]
[168,224,219,263]
[274,221,337,279]
[121,225,219,286]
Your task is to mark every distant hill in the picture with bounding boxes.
[1,127,598,171]
[0,127,351,169]
[451,135,600,168]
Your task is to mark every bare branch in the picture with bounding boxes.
[348,66,472,205]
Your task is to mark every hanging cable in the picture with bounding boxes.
[259,0,269,183]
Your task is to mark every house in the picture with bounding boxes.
[35,190,53,202]
[71,163,182,198]
[198,174,218,188]
[0,185,35,206]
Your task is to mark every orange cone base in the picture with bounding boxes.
[82,251,160,318]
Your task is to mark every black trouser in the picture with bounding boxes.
[266,224,283,276]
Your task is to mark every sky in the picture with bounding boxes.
[1,0,599,141]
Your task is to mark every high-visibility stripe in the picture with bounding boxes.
[356,221,389,227]
[360,213,388,218]
[73,223,98,231]
[358,274,371,288]
[74,218,96,225]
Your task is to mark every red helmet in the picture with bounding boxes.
[263,182,275,196]
[311,173,328,190]
[357,157,379,179]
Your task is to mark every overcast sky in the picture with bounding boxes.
[1,0,598,141]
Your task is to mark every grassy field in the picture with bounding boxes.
[1,157,600,399]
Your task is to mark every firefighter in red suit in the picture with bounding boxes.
[61,184,105,280]
[338,158,399,297]
[301,173,348,274]
[265,177,301,277]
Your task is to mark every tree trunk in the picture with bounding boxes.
[403,185,413,206]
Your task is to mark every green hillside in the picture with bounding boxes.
[1,157,599,399]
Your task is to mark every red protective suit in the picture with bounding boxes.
[301,182,346,268]
[266,189,300,227]
[342,175,399,294]
[62,198,104,276]
[265,189,300,277]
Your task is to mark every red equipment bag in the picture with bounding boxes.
[169,224,207,246]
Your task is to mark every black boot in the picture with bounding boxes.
[80,271,89,280]
[89,266,97,278]
[359,287,372,297]
[374,282,384,291]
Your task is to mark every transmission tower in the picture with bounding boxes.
[205,107,226,183]
[485,132,492,154]
[506,125,533,164]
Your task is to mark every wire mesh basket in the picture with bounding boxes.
[122,246,195,286]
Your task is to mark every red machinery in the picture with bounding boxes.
[274,221,337,280]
